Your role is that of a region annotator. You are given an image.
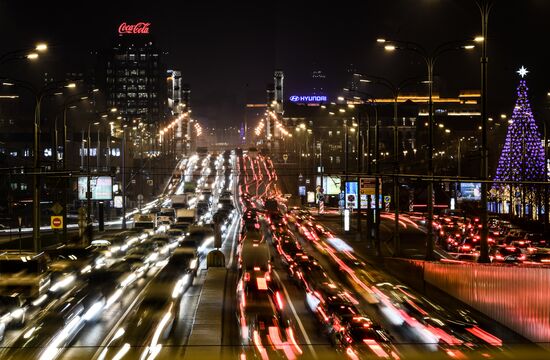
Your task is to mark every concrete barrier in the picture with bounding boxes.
[385,257,550,345]
[183,268,227,360]
[423,261,550,345]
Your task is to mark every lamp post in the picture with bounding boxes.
[476,0,493,263]
[59,93,91,243]
[351,74,426,256]
[342,90,382,254]
[377,37,476,260]
[2,78,76,252]
[0,43,47,66]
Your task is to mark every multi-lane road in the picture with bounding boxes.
[0,149,541,360]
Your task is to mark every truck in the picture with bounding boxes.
[133,213,157,234]
[172,209,197,232]
[183,182,196,193]
[0,252,51,300]
[171,194,188,209]
[157,208,176,225]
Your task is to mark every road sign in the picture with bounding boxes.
[384,195,391,203]
[51,216,63,229]
[305,179,311,184]
[360,177,376,195]
[307,191,315,203]
[345,181,358,209]
[114,195,123,208]
[282,153,288,162]
[298,186,306,196]
[147,179,153,186]
[51,202,63,215]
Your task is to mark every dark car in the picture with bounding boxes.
[490,246,525,263]
[276,237,303,265]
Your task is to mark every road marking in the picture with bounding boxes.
[273,270,317,359]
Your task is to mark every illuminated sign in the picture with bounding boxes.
[78,176,113,200]
[118,22,151,35]
[345,181,358,209]
[458,182,481,201]
[289,95,327,103]
[316,176,341,195]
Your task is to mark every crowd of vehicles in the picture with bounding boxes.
[0,148,238,359]
[435,212,550,263]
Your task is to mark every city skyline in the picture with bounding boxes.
[1,1,549,126]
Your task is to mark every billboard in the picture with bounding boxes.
[78,176,113,201]
[316,176,341,195]
[458,182,482,201]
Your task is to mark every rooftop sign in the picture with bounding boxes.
[118,22,151,35]
[289,95,327,103]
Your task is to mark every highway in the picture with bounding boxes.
[0,149,540,359]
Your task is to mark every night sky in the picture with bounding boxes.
[1,0,549,127]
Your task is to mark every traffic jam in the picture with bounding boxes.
[235,149,509,360]
[0,149,237,360]
[433,210,550,264]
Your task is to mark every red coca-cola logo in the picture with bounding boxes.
[118,22,151,35]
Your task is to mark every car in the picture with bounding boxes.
[90,234,128,257]
[333,316,399,359]
[457,236,479,253]
[166,228,185,242]
[510,240,537,254]
[524,233,548,248]
[0,294,27,328]
[276,236,303,265]
[490,245,526,263]
[289,255,329,290]
[505,229,527,244]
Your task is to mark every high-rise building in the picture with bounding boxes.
[101,22,166,126]
[312,67,326,95]
[347,63,358,91]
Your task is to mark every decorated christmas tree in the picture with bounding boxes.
[493,67,545,212]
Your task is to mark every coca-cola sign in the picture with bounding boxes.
[118,22,151,35]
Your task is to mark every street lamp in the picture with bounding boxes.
[335,93,380,253]
[2,78,78,252]
[476,0,494,263]
[378,37,476,260]
[351,73,428,256]
[0,43,48,65]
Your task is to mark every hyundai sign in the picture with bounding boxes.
[289,95,328,104]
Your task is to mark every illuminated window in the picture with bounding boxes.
[44,148,52,157]
[9,151,17,157]
[20,183,27,191]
